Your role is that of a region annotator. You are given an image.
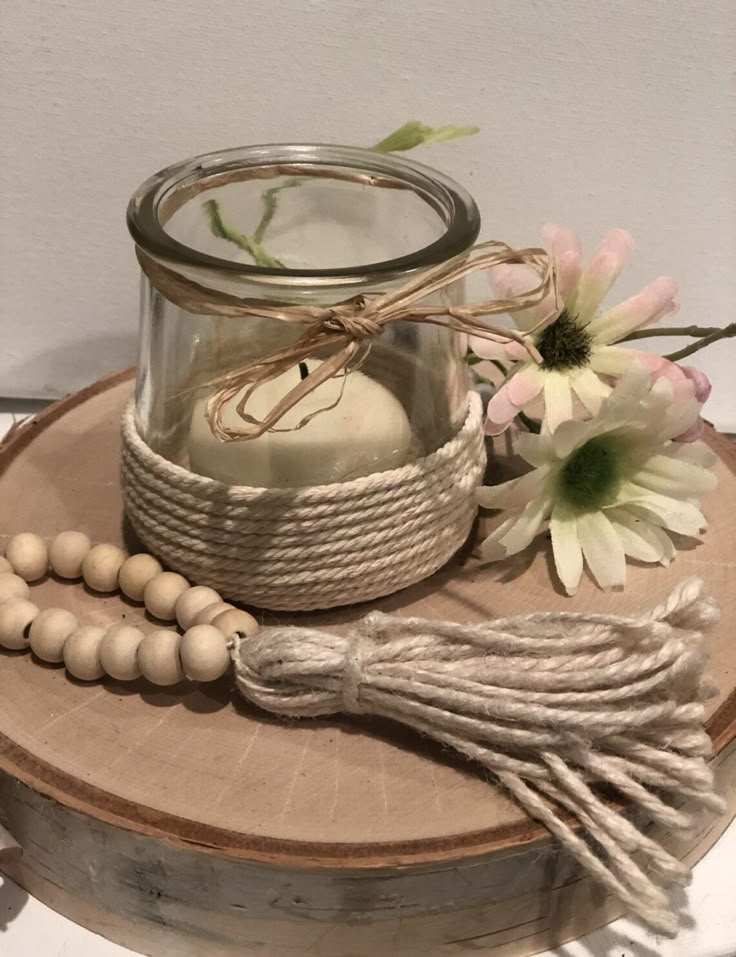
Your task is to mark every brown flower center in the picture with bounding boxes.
[537,310,592,371]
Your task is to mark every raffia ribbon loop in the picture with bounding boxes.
[136,241,555,440]
[230,578,725,935]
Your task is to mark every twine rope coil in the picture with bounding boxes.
[120,393,485,610]
[231,577,725,935]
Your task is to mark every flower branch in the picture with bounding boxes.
[619,321,736,363]
[664,324,736,362]
[204,121,479,268]
[203,199,285,269]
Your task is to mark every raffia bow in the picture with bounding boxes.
[136,241,555,441]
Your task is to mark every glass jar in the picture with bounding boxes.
[127,144,480,489]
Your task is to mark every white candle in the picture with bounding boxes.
[188,361,413,488]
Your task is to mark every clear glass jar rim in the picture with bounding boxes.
[127,143,481,285]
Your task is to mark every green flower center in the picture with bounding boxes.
[537,309,592,371]
[558,436,622,511]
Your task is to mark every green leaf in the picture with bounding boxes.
[372,121,479,153]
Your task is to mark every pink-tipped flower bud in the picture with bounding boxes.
[679,365,712,404]
[674,418,705,443]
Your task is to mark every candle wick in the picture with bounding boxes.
[299,361,309,381]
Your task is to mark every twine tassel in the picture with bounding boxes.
[230,577,725,934]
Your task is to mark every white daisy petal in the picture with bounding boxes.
[487,263,554,330]
[588,345,637,376]
[550,505,583,594]
[648,523,677,565]
[516,431,556,468]
[485,384,521,435]
[477,465,551,509]
[617,482,707,537]
[542,224,583,300]
[655,396,702,443]
[506,365,545,407]
[550,417,592,458]
[633,454,718,499]
[663,441,718,469]
[606,507,666,563]
[585,276,679,345]
[543,372,574,433]
[570,229,633,322]
[570,367,612,415]
[479,496,551,560]
[577,511,627,589]
[468,335,515,361]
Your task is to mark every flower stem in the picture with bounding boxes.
[664,324,736,362]
[203,198,285,269]
[516,410,541,434]
[253,178,302,244]
[207,121,478,270]
[620,323,734,342]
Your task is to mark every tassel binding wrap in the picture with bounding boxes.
[230,577,726,936]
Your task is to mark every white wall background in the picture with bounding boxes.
[2,0,735,427]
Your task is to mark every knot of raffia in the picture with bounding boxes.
[319,296,384,340]
[229,577,724,936]
[136,241,554,441]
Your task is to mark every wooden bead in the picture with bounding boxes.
[119,553,163,602]
[29,608,79,663]
[212,608,259,639]
[137,630,184,686]
[0,598,39,650]
[0,573,31,604]
[143,572,190,621]
[180,625,230,682]
[0,556,13,575]
[82,544,126,593]
[5,532,48,582]
[49,530,92,579]
[175,586,221,630]
[195,601,235,626]
[99,625,145,681]
[63,625,106,681]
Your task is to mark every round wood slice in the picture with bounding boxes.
[1,368,735,957]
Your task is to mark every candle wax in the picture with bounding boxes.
[188,361,413,488]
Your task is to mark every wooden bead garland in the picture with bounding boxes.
[195,601,235,626]
[211,607,259,639]
[175,585,222,630]
[99,625,145,680]
[29,608,79,662]
[180,624,231,682]
[0,532,259,688]
[118,553,163,602]
[5,532,48,582]
[48,530,92,579]
[0,598,40,650]
[64,625,107,681]
[144,571,190,621]
[138,630,185,686]
[82,544,126,593]
[0,573,31,604]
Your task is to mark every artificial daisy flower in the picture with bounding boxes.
[470,225,686,434]
[476,364,717,595]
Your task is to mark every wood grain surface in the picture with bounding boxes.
[0,369,734,956]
